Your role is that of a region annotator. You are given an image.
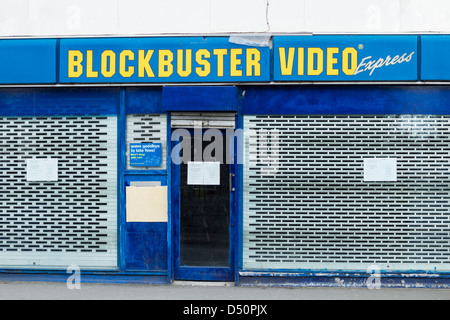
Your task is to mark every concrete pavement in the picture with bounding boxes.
[0,281,449,300]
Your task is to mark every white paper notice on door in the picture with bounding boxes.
[203,162,220,185]
[187,162,204,185]
[26,158,58,182]
[187,161,220,185]
[364,158,397,182]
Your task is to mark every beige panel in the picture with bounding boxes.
[126,186,168,222]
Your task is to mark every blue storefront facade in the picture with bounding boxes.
[1,35,450,288]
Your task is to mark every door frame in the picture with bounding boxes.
[171,127,237,281]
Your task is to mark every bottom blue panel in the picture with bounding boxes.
[0,271,168,284]
[125,223,167,272]
[238,274,450,289]
[175,267,234,282]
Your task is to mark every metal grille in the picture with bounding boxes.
[0,116,117,269]
[171,112,236,129]
[243,115,450,272]
[126,114,167,170]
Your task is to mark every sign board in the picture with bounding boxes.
[130,143,162,167]
[273,35,418,81]
[59,37,271,83]
[3,35,450,84]
[0,39,57,84]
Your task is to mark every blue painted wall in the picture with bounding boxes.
[162,86,239,112]
[241,85,450,115]
[123,87,169,274]
[0,87,119,116]
[125,87,163,114]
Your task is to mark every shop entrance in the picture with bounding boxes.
[171,113,236,281]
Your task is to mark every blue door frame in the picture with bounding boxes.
[171,128,236,281]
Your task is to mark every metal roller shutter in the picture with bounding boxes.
[243,115,450,272]
[0,116,117,269]
[171,112,236,129]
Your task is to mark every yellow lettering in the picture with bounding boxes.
[230,48,243,77]
[68,50,83,78]
[101,50,116,78]
[307,48,323,76]
[213,49,227,77]
[196,49,211,77]
[86,50,98,78]
[342,47,358,76]
[246,48,261,77]
[138,50,155,78]
[327,47,339,76]
[120,50,134,78]
[279,47,295,76]
[177,49,192,77]
[298,48,304,76]
[159,50,174,78]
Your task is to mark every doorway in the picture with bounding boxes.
[171,122,236,281]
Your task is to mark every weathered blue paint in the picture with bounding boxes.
[125,87,163,114]
[124,223,168,272]
[118,88,127,272]
[0,87,120,117]
[166,113,173,284]
[0,270,168,284]
[241,85,450,115]
[162,86,239,112]
[238,272,450,289]
[170,138,181,279]
[234,112,244,286]
[175,267,234,282]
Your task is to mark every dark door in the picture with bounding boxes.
[172,129,235,281]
